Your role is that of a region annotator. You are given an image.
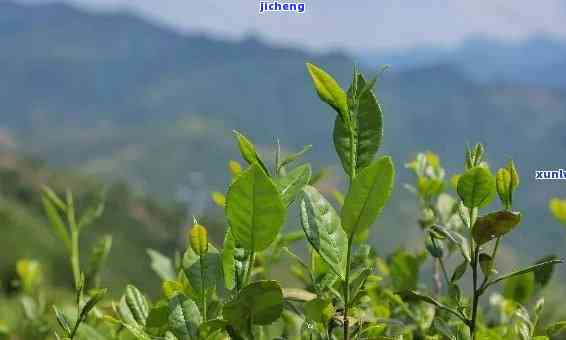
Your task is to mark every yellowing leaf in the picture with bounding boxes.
[306,63,349,123]
[550,198,566,225]
[189,224,208,256]
[211,192,226,207]
[228,160,242,177]
[425,151,440,169]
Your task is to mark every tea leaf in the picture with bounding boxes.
[333,73,383,174]
[485,259,562,291]
[42,194,71,251]
[457,166,495,209]
[124,284,150,326]
[147,249,176,281]
[168,294,201,340]
[472,210,521,245]
[53,306,72,336]
[222,229,236,291]
[233,130,269,175]
[299,185,347,279]
[278,144,312,173]
[78,191,105,230]
[546,321,566,337]
[550,198,566,225]
[189,224,209,256]
[223,280,283,328]
[145,301,169,330]
[80,288,107,321]
[341,156,395,238]
[306,63,349,123]
[388,249,426,291]
[305,298,335,324]
[451,260,468,283]
[86,235,112,287]
[533,255,559,288]
[275,163,311,207]
[226,163,286,251]
[228,160,242,177]
[182,244,221,298]
[479,253,494,277]
[503,272,535,305]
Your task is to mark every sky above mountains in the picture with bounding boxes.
[17,0,566,52]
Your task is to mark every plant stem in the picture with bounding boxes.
[343,238,353,340]
[468,207,480,339]
[245,251,255,285]
[470,243,480,339]
[199,255,207,321]
[70,230,81,290]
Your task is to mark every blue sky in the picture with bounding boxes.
[19,0,566,52]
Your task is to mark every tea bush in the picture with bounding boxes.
[3,63,566,340]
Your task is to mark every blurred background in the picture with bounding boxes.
[1,0,566,299]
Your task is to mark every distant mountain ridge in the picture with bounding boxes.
[359,34,566,89]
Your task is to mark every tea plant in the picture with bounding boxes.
[4,62,566,340]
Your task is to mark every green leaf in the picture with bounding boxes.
[486,259,562,291]
[333,73,383,174]
[496,168,512,208]
[533,255,559,288]
[341,156,395,238]
[388,249,426,291]
[306,63,349,123]
[275,163,311,207]
[42,186,67,211]
[472,210,521,245]
[233,130,269,175]
[124,284,150,327]
[146,301,169,330]
[451,260,468,283]
[479,253,495,277]
[457,166,495,209]
[147,249,176,281]
[78,190,105,229]
[503,272,535,305]
[222,230,236,291]
[226,163,286,251]
[396,290,465,322]
[304,298,335,324]
[168,295,202,340]
[80,288,107,321]
[198,319,230,339]
[53,306,72,336]
[86,235,112,287]
[41,195,71,251]
[546,321,566,337]
[277,144,312,173]
[299,185,347,280]
[182,244,221,298]
[223,280,283,328]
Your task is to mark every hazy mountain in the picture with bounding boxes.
[359,35,566,89]
[1,1,566,270]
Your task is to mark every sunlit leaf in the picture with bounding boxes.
[341,156,395,238]
[226,163,286,251]
[457,166,495,209]
[300,185,347,280]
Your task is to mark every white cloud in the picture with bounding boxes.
[17,0,566,51]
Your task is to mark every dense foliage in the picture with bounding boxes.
[2,63,566,340]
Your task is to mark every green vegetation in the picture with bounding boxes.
[2,62,566,340]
